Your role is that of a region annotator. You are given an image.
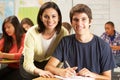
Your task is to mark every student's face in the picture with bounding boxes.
[71,12,92,35]
[41,8,59,30]
[22,23,31,31]
[105,24,114,36]
[4,22,15,36]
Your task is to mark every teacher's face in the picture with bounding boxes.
[41,8,59,31]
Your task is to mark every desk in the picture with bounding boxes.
[33,77,59,80]
[33,77,105,80]
[0,59,19,64]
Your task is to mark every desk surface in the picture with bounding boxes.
[33,77,59,80]
[33,77,104,80]
[0,59,19,64]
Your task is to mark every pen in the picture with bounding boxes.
[65,60,70,68]
[65,60,76,77]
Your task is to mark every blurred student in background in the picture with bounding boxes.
[21,18,34,33]
[62,22,72,34]
[0,15,25,80]
[19,2,68,80]
[101,21,120,67]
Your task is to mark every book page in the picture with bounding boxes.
[54,75,95,80]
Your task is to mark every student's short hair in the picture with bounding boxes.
[21,18,34,27]
[62,22,72,33]
[21,18,34,33]
[105,21,114,28]
[70,4,92,22]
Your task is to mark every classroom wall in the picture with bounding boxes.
[110,0,120,34]
[0,0,120,36]
[56,0,120,36]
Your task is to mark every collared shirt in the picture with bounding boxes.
[101,30,120,54]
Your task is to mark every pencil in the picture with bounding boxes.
[65,60,70,67]
[65,60,76,77]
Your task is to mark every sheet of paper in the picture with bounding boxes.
[54,75,95,80]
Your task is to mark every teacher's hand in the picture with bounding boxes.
[39,70,54,78]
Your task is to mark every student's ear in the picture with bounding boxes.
[89,19,93,26]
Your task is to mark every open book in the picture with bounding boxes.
[54,75,95,80]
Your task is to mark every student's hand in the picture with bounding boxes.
[110,45,120,50]
[39,70,54,78]
[0,51,3,58]
[77,68,96,78]
[59,67,78,78]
